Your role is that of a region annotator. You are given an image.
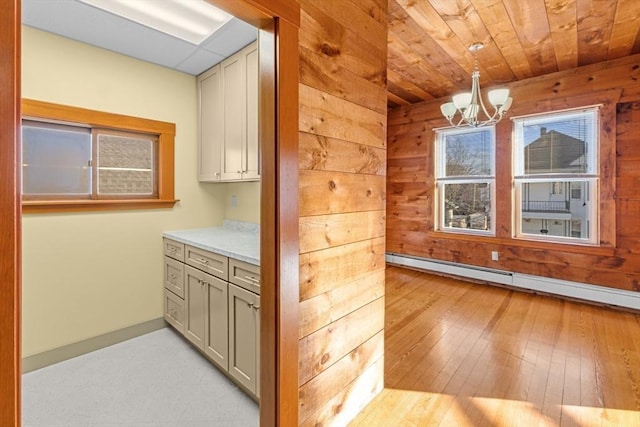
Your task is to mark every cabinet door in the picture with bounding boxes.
[204,275,229,370]
[242,43,259,180]
[198,65,223,182]
[184,265,207,349]
[228,283,259,396]
[220,52,245,181]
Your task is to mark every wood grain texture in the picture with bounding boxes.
[299,269,385,338]
[349,266,640,426]
[299,84,386,149]
[299,210,385,254]
[386,56,639,292]
[386,0,640,107]
[298,297,385,386]
[298,133,386,176]
[299,237,386,301]
[299,170,386,217]
[0,0,21,425]
[298,0,387,423]
[303,357,384,427]
[299,331,384,421]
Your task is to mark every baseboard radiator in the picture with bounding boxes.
[386,253,640,311]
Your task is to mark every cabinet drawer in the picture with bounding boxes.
[229,258,260,295]
[185,245,228,280]
[164,256,184,298]
[164,289,185,334]
[164,238,185,262]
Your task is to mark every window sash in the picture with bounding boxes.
[513,108,598,177]
[514,177,598,244]
[435,126,496,236]
[437,180,495,235]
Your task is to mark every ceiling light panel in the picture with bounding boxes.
[78,0,232,45]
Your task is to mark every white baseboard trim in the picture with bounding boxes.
[386,253,640,311]
[22,318,167,373]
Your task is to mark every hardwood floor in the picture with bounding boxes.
[349,266,640,426]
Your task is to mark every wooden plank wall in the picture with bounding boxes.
[387,54,640,293]
[297,0,388,425]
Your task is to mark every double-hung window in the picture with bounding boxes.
[435,126,495,235]
[513,107,599,244]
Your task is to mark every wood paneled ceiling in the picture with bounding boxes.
[387,0,640,108]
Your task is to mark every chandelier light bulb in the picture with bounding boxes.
[440,42,513,128]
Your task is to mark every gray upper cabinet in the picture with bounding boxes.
[198,41,259,183]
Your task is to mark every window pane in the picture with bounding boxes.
[519,180,591,240]
[443,182,492,231]
[519,110,596,175]
[22,124,91,195]
[443,128,493,177]
[97,133,155,195]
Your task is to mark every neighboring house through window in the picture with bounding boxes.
[435,126,495,235]
[513,107,599,244]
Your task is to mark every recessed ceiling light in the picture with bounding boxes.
[78,0,233,45]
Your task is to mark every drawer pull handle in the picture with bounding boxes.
[197,258,209,264]
[168,247,177,253]
[253,305,260,310]
[243,275,260,284]
[169,274,177,280]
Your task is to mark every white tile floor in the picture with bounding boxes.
[22,328,259,427]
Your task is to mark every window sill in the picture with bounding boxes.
[22,199,179,214]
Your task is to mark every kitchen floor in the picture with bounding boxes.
[22,327,258,427]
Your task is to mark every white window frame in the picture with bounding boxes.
[512,107,599,245]
[435,126,496,236]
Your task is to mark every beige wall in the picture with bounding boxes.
[20,26,252,356]
[223,181,260,223]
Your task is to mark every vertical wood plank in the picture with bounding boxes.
[0,1,21,426]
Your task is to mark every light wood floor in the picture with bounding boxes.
[349,266,640,426]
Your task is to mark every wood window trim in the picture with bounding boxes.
[505,88,621,249]
[426,88,621,252]
[21,98,178,214]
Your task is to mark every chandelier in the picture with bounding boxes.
[440,43,513,128]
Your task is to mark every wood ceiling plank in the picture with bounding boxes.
[387,31,459,99]
[502,0,558,75]
[607,0,640,59]
[387,68,435,103]
[576,0,617,65]
[544,0,579,71]
[388,0,472,88]
[428,0,516,83]
[394,0,478,76]
[468,0,534,80]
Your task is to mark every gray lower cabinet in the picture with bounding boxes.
[162,237,259,399]
[228,283,260,397]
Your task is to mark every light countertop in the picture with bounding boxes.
[163,220,259,265]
